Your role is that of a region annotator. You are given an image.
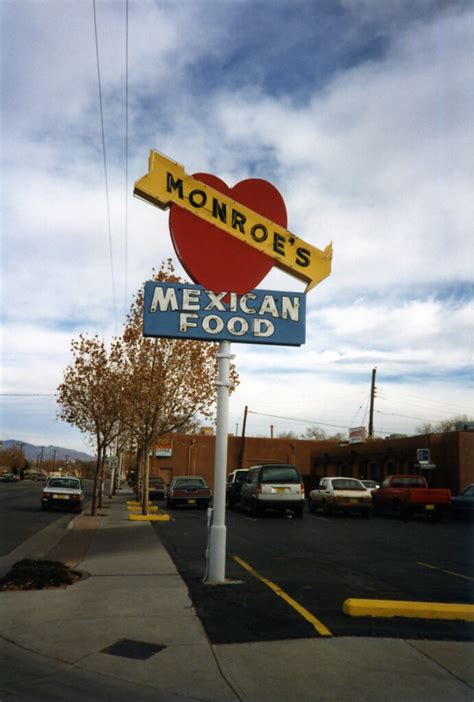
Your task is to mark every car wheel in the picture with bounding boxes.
[295,506,304,518]
[322,500,332,516]
[308,499,315,513]
[41,503,48,511]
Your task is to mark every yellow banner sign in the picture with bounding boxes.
[134,150,332,292]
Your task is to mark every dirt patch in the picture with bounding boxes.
[0,559,82,591]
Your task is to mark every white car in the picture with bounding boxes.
[41,476,84,512]
[240,464,305,518]
[308,477,372,517]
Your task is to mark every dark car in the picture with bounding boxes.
[1,473,19,482]
[452,484,474,519]
[226,469,249,509]
[166,476,212,509]
[148,476,165,500]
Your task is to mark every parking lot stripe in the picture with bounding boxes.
[343,598,474,621]
[233,555,333,637]
[417,561,474,581]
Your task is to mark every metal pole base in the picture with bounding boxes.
[206,523,227,583]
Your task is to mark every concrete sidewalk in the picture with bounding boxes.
[1,490,473,701]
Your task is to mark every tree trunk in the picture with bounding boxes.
[91,439,102,516]
[134,448,142,501]
[98,449,106,508]
[142,440,150,515]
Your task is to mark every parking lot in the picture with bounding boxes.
[154,505,474,644]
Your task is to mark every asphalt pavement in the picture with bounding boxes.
[0,488,473,701]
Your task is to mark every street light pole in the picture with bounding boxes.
[206,340,233,583]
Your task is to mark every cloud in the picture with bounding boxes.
[1,0,473,451]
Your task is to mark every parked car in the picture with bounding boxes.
[166,476,212,509]
[226,469,249,509]
[360,479,380,493]
[41,476,84,512]
[1,473,19,482]
[148,475,165,500]
[240,464,305,518]
[371,475,451,520]
[451,484,474,519]
[308,477,372,517]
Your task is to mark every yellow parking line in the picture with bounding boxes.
[417,561,474,582]
[343,598,474,621]
[233,555,332,637]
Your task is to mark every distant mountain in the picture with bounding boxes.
[1,440,95,463]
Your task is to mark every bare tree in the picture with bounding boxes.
[416,415,473,435]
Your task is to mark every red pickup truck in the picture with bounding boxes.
[372,475,451,520]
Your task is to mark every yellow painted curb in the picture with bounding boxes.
[343,598,474,622]
[128,505,159,512]
[128,513,171,522]
[127,501,154,507]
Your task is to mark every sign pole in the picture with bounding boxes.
[207,339,232,583]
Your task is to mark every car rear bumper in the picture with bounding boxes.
[41,497,83,509]
[257,497,305,510]
[167,497,210,506]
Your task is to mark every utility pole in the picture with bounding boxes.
[368,368,377,438]
[270,425,274,439]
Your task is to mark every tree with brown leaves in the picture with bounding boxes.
[117,260,239,514]
[57,335,123,515]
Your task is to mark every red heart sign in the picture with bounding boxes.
[169,173,287,294]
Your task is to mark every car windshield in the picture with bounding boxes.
[149,477,164,484]
[260,466,300,484]
[332,479,365,491]
[362,481,377,488]
[174,478,207,488]
[462,485,474,497]
[48,479,80,489]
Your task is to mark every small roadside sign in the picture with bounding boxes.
[417,448,431,464]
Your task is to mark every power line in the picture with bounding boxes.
[124,0,129,317]
[93,0,118,335]
[376,388,471,414]
[376,410,442,423]
[248,410,350,431]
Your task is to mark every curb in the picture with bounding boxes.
[343,598,474,621]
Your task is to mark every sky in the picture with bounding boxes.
[1,0,473,455]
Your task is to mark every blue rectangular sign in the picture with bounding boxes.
[143,281,306,346]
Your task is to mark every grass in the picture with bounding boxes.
[0,559,81,590]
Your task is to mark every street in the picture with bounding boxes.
[155,505,474,643]
[0,479,93,556]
